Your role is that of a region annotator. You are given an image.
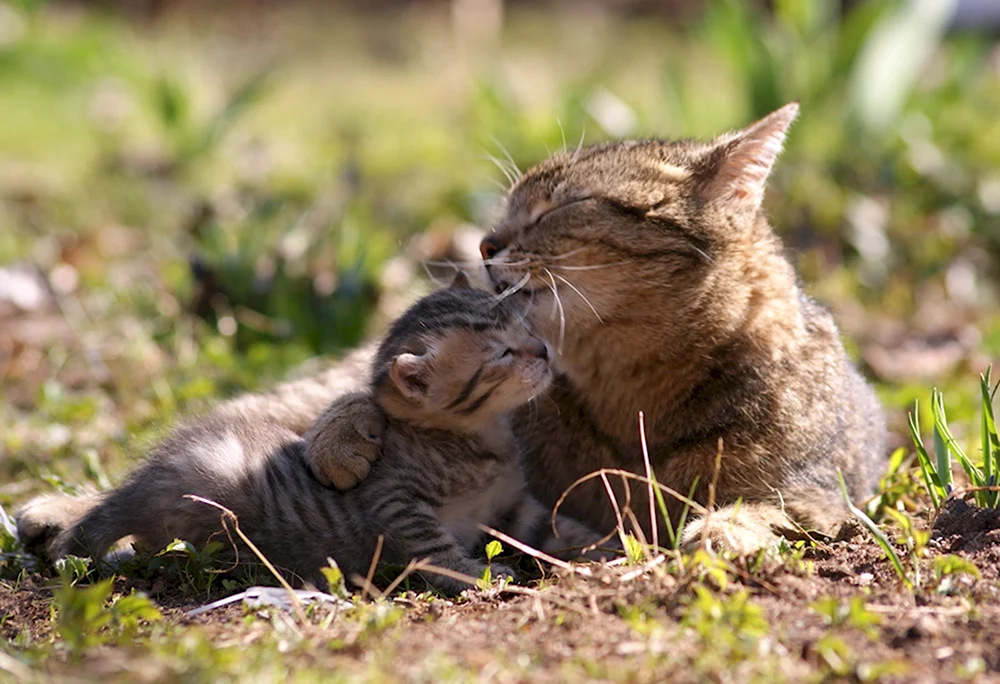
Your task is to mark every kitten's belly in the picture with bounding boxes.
[436,463,524,550]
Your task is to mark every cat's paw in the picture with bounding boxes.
[679,503,788,555]
[305,393,387,490]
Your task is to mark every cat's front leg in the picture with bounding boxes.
[305,392,386,489]
[679,502,794,555]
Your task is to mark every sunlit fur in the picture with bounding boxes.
[17,285,604,592]
[482,104,887,550]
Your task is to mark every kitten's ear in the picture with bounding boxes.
[448,270,472,290]
[700,102,799,212]
[390,353,429,399]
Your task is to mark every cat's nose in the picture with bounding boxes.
[480,234,507,261]
[517,338,549,361]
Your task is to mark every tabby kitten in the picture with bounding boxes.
[317,104,887,553]
[17,280,605,592]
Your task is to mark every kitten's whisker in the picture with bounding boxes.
[553,273,603,324]
[543,268,566,355]
[491,272,531,307]
[540,390,561,417]
[420,260,454,288]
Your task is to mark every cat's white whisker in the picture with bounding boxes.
[483,153,518,189]
[543,268,566,355]
[489,135,523,181]
[571,128,586,164]
[491,272,531,307]
[549,259,634,272]
[553,273,603,324]
[547,246,594,262]
[514,283,536,328]
[556,117,568,155]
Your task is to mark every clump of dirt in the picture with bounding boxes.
[932,496,1000,575]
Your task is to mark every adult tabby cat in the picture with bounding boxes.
[17,280,604,591]
[318,103,887,552]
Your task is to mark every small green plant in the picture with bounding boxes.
[932,554,981,595]
[811,596,882,640]
[54,569,161,655]
[623,533,646,566]
[321,558,349,598]
[909,367,1000,509]
[883,508,929,588]
[680,586,769,660]
[145,539,228,595]
[477,540,506,589]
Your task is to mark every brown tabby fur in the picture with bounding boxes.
[476,103,886,551]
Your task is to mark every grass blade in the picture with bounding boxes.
[908,401,942,508]
[933,388,984,505]
[931,390,954,496]
[982,367,998,507]
[837,469,911,590]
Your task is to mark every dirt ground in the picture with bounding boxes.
[2,497,1000,683]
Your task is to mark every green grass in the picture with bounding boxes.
[3,0,1000,680]
[909,367,1000,509]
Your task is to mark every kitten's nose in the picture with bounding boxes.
[517,338,549,361]
[480,234,507,261]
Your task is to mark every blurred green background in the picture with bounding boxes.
[1,0,999,500]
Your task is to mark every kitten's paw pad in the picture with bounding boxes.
[305,394,387,490]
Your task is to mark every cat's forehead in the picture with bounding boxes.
[504,139,711,223]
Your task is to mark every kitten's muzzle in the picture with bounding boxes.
[514,337,548,361]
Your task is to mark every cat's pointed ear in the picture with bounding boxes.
[390,353,429,400]
[700,102,798,212]
[448,270,472,290]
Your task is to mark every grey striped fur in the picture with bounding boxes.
[17,283,605,592]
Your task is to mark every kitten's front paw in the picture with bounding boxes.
[305,393,387,490]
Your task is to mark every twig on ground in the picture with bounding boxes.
[184,494,307,626]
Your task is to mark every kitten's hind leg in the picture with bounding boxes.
[16,491,105,561]
[48,481,151,561]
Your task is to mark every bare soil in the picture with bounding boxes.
[3,498,1000,682]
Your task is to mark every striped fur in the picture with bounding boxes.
[17,284,605,592]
